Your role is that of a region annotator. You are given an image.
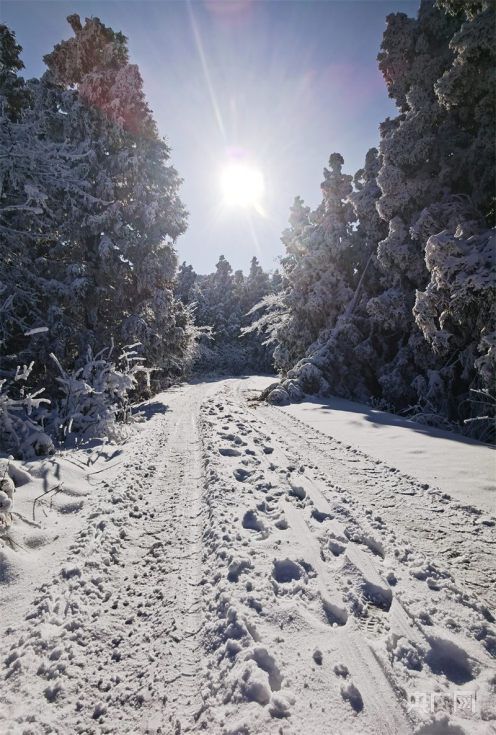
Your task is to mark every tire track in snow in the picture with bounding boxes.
[194,381,495,734]
[196,386,414,734]
[256,398,496,613]
[1,383,214,735]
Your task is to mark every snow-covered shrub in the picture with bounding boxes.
[0,467,15,532]
[463,389,496,443]
[0,363,53,458]
[51,343,152,442]
[266,386,291,406]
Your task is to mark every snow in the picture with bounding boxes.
[2,3,494,731]
[1,376,495,734]
[0,452,98,622]
[279,392,496,515]
[23,327,49,336]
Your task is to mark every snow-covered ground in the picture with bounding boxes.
[278,390,495,515]
[1,377,495,735]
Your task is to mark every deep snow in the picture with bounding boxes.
[1,377,495,735]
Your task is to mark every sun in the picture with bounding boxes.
[220,162,265,209]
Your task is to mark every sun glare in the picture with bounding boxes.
[220,162,265,209]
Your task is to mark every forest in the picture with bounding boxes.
[1,3,495,734]
[1,0,494,462]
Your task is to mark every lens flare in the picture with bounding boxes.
[220,162,265,208]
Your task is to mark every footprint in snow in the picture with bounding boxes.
[313,648,323,665]
[272,558,310,584]
[287,483,306,501]
[219,447,242,457]
[311,508,333,523]
[242,510,269,538]
[328,536,347,556]
[333,663,349,678]
[321,596,348,626]
[340,680,363,713]
[425,635,477,685]
[234,468,253,482]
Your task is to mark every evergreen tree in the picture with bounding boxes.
[251,153,359,393]
[0,23,28,119]
[244,257,271,310]
[175,261,197,305]
[41,15,190,385]
[262,0,495,437]
[373,0,495,423]
[1,18,193,453]
[1,26,92,378]
[282,155,356,361]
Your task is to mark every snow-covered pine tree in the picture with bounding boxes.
[244,257,271,309]
[0,23,28,120]
[259,149,385,404]
[373,0,495,427]
[257,153,371,402]
[0,25,94,381]
[263,0,495,437]
[411,0,496,434]
[270,195,313,372]
[1,19,193,454]
[237,257,274,373]
[362,1,461,412]
[175,262,198,305]
[176,255,277,375]
[42,15,190,388]
[281,156,356,371]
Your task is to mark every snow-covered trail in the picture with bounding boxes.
[1,380,218,734]
[1,377,495,735]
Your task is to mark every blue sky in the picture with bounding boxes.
[2,0,419,274]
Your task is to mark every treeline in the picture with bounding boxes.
[176,255,281,375]
[252,0,495,440]
[0,16,196,455]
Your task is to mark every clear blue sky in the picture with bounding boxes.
[2,0,419,274]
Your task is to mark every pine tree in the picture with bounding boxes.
[0,26,92,379]
[374,0,495,423]
[0,23,28,119]
[257,153,361,400]
[1,18,193,454]
[262,0,495,436]
[283,155,356,360]
[41,15,189,387]
[175,262,197,305]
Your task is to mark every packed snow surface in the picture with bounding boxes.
[1,377,495,735]
[278,391,495,515]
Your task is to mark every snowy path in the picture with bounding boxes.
[1,378,495,735]
[1,381,216,734]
